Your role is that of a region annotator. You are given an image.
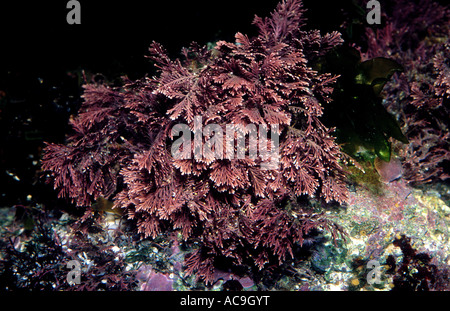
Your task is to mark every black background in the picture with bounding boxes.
[0,0,361,78]
[1,0,284,78]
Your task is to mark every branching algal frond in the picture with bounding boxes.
[41,0,348,285]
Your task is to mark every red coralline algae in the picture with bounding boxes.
[42,0,348,283]
[388,234,450,291]
[361,0,450,185]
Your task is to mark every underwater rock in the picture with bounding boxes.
[374,157,404,182]
[310,244,333,274]
[136,264,174,291]
[321,179,450,290]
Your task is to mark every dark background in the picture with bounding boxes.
[0,0,358,77]
[1,0,284,78]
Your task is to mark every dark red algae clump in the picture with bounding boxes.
[386,235,450,291]
[41,0,348,284]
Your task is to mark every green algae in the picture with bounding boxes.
[314,46,408,163]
